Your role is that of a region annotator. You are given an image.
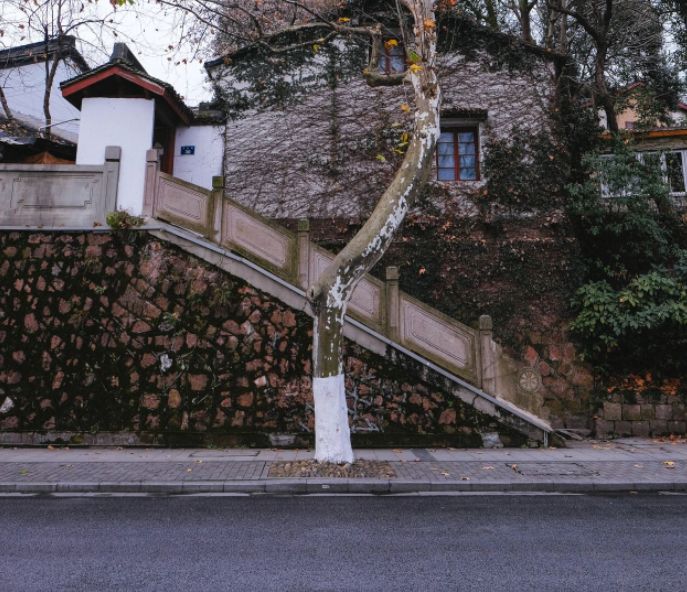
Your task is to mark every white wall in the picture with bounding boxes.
[0,59,82,142]
[173,125,224,189]
[76,97,154,214]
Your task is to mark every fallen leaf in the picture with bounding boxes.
[440,471,450,476]
[408,63,423,73]
[400,103,411,113]
[482,465,495,471]
[663,461,676,469]
[423,18,436,30]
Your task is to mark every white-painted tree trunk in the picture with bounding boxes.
[313,374,354,463]
[307,0,441,464]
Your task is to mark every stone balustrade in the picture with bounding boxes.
[143,150,544,416]
[0,146,121,227]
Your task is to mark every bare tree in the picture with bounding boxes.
[164,0,442,463]
[0,0,136,133]
[550,0,666,132]
[0,87,12,119]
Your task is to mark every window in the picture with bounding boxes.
[437,127,479,181]
[600,150,687,198]
[665,152,686,194]
[378,41,405,74]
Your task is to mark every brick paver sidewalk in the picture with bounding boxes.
[1,438,686,494]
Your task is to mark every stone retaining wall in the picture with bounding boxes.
[0,231,525,447]
[595,394,687,438]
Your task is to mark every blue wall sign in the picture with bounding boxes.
[180,145,195,155]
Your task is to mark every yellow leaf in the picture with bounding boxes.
[384,39,399,49]
[409,64,423,73]
[312,43,321,54]
[400,103,411,113]
[663,461,676,468]
[424,18,436,30]
[338,17,350,23]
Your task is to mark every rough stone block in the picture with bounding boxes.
[640,405,655,420]
[655,405,673,421]
[667,421,686,434]
[603,402,622,421]
[614,421,633,436]
[631,421,651,437]
[594,418,614,438]
[622,404,641,421]
[650,420,668,435]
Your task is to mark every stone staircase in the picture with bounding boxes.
[142,153,553,444]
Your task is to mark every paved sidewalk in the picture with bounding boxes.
[1,438,686,495]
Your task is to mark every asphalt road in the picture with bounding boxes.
[1,494,686,591]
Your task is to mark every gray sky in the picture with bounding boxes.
[1,1,214,106]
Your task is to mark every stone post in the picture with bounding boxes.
[102,146,121,218]
[385,266,400,340]
[210,175,224,243]
[297,218,310,289]
[142,148,160,217]
[479,314,497,394]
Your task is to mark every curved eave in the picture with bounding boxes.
[61,65,192,126]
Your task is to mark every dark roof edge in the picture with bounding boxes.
[59,61,194,123]
[0,36,89,73]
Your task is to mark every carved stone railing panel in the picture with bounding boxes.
[221,201,297,279]
[154,173,214,237]
[0,146,120,227]
[399,294,480,383]
[145,171,549,410]
[309,246,384,328]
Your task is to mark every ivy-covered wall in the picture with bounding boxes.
[0,231,525,447]
[211,16,562,221]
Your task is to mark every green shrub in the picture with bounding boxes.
[106,210,145,230]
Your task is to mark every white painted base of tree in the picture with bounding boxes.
[313,374,354,464]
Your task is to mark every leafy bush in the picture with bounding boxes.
[567,139,687,375]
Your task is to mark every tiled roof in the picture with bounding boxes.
[0,36,89,73]
[60,44,194,123]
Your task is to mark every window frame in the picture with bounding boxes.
[600,149,687,199]
[436,125,481,182]
[378,41,405,75]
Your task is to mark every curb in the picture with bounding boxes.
[2,480,687,495]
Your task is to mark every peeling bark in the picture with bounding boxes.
[306,0,441,463]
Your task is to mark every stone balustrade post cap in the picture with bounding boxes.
[297,219,310,232]
[145,148,159,161]
[479,315,493,331]
[385,266,400,281]
[105,146,121,161]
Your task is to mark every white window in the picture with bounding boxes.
[600,150,687,198]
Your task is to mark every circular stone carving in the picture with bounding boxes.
[518,367,542,393]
